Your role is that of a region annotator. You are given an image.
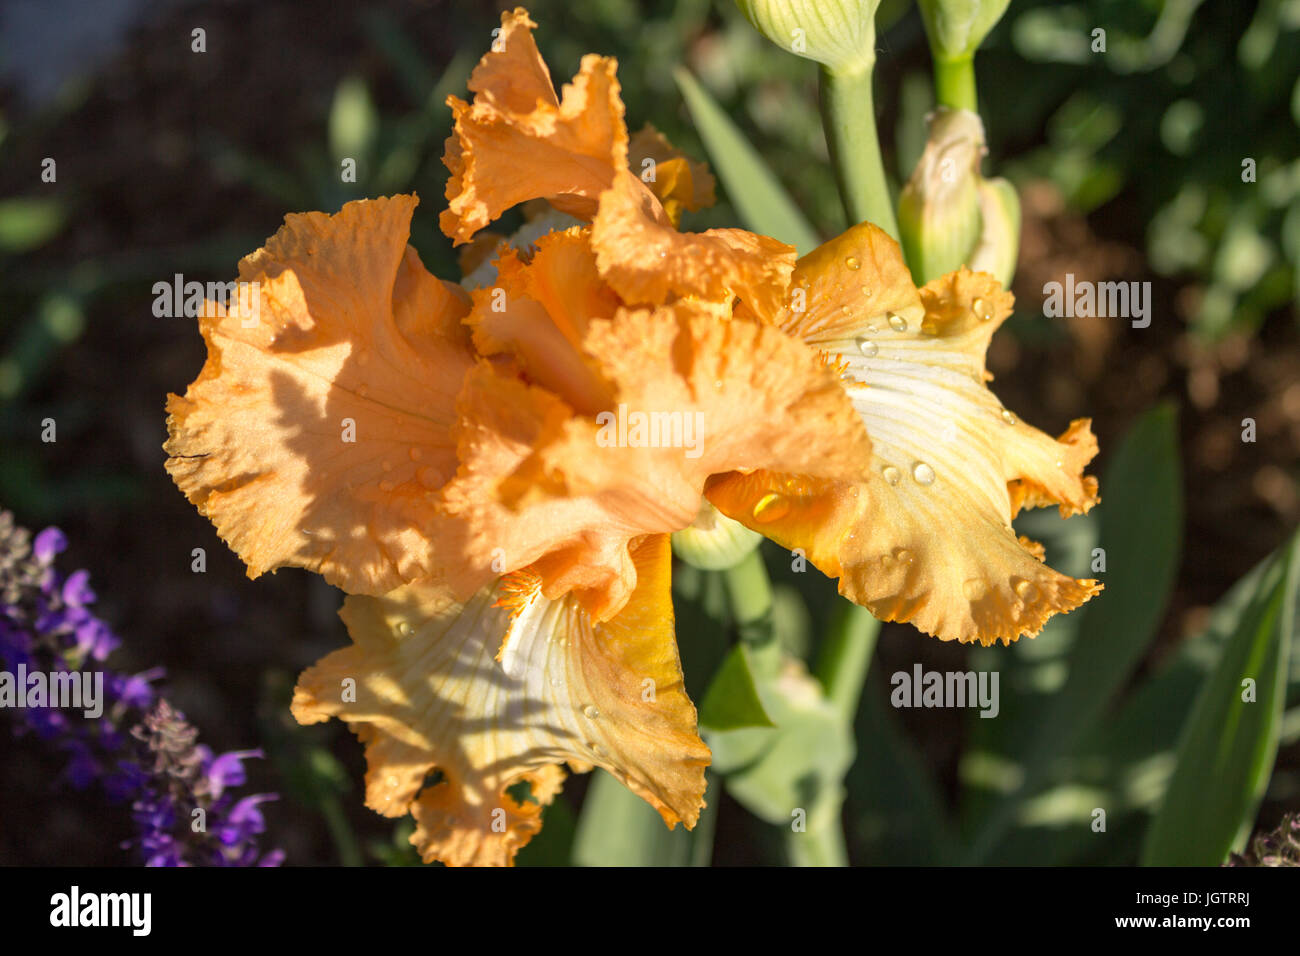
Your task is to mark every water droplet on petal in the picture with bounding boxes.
[881,465,901,486]
[397,621,413,636]
[887,312,907,332]
[356,385,369,398]
[1000,409,1017,425]
[972,297,993,321]
[921,320,939,335]
[845,256,861,271]
[583,705,600,720]
[912,462,936,485]
[855,337,878,358]
[1014,579,1037,601]
[752,492,791,523]
[840,305,851,316]
[861,286,872,298]
[893,547,913,564]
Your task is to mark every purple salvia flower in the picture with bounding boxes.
[0,510,283,866]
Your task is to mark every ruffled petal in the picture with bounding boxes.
[627,123,716,226]
[590,170,796,319]
[708,223,1100,645]
[164,195,474,596]
[440,302,873,621]
[441,8,627,244]
[290,534,709,867]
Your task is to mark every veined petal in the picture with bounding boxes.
[164,195,474,596]
[290,534,709,867]
[441,302,873,621]
[441,8,627,245]
[709,223,1100,645]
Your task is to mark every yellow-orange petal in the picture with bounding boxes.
[290,534,709,867]
[709,223,1100,645]
[441,9,627,244]
[466,227,620,413]
[627,123,717,226]
[441,302,873,621]
[164,195,474,596]
[590,170,796,319]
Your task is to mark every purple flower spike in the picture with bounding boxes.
[0,511,284,866]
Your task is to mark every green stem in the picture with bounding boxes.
[933,54,978,112]
[722,548,778,671]
[786,819,849,867]
[814,603,880,724]
[819,64,899,239]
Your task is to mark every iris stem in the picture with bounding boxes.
[819,64,899,239]
[933,54,978,112]
[815,602,881,724]
[723,548,780,674]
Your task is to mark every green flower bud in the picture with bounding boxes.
[672,501,763,571]
[735,0,881,75]
[898,108,985,283]
[898,108,1019,287]
[917,0,1011,62]
[969,175,1020,288]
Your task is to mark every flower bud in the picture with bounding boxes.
[916,0,1011,62]
[735,0,881,75]
[898,108,1019,287]
[672,500,762,571]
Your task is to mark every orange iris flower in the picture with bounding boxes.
[164,7,1099,866]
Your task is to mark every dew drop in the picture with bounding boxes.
[1000,409,1017,425]
[356,385,369,399]
[855,337,878,358]
[751,492,791,523]
[1014,579,1038,601]
[972,297,993,321]
[921,319,939,335]
[861,286,872,298]
[893,547,913,564]
[397,621,413,636]
[881,465,901,486]
[911,461,936,486]
[887,312,907,332]
[845,256,861,270]
[583,705,600,720]
[840,305,851,316]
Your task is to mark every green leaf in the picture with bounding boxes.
[572,771,715,866]
[961,403,1182,863]
[516,796,578,867]
[1141,529,1298,865]
[1032,402,1183,761]
[673,67,821,254]
[712,660,853,829]
[699,644,775,731]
